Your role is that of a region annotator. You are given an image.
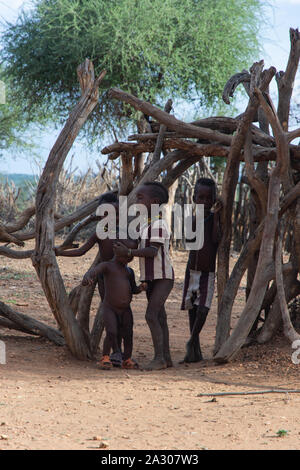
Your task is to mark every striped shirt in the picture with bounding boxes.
[139,218,174,281]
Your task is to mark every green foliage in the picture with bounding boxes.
[276,429,288,437]
[0,81,28,155]
[1,0,265,137]
[0,66,48,156]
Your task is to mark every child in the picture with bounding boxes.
[114,181,174,371]
[55,191,139,361]
[82,245,147,369]
[54,191,119,301]
[181,177,222,363]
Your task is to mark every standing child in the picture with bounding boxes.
[54,191,119,301]
[55,191,139,362]
[82,245,147,369]
[114,181,174,371]
[181,178,222,363]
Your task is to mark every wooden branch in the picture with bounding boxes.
[0,300,65,346]
[0,222,24,246]
[12,196,100,242]
[279,180,300,215]
[108,88,232,145]
[216,62,276,347]
[119,153,134,195]
[126,150,188,207]
[0,246,33,259]
[32,60,106,360]
[275,222,300,343]
[255,88,291,191]
[222,70,250,104]
[102,138,298,163]
[90,303,105,355]
[197,389,300,397]
[287,127,300,143]
[257,269,300,344]
[276,28,300,130]
[150,117,277,148]
[4,206,35,233]
[152,98,173,162]
[243,129,268,217]
[161,155,200,188]
[214,78,288,363]
[57,214,98,251]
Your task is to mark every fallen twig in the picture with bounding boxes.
[197,389,300,397]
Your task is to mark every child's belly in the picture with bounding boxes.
[104,280,132,312]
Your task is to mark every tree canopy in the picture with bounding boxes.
[1,0,265,137]
[0,69,37,157]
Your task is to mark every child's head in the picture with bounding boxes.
[193,178,216,213]
[113,239,136,264]
[136,182,169,211]
[98,191,118,205]
[97,191,119,223]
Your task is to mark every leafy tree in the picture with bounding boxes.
[1,0,265,138]
[0,75,31,156]
[0,65,50,157]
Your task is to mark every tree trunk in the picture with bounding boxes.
[32,60,106,360]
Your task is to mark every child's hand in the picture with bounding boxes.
[212,198,223,214]
[140,282,148,291]
[82,270,95,286]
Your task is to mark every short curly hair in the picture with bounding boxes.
[194,178,216,203]
[143,181,169,204]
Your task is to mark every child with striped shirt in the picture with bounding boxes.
[114,182,174,370]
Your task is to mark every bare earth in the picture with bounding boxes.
[1,241,300,450]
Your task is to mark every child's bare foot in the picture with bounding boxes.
[183,340,203,363]
[165,356,173,368]
[145,358,167,371]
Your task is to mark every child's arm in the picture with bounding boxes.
[212,199,223,245]
[114,241,160,259]
[82,262,107,286]
[135,282,148,294]
[55,233,97,257]
[127,267,147,294]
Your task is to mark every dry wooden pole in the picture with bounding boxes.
[214,88,290,362]
[32,60,106,360]
[0,301,65,346]
[276,28,300,131]
[275,221,300,343]
[215,62,276,352]
[152,98,173,163]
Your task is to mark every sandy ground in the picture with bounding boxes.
[1,242,300,451]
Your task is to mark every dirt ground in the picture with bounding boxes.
[1,241,300,451]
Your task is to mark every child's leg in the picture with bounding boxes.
[121,308,133,361]
[158,305,172,367]
[185,306,209,362]
[184,306,201,361]
[145,279,173,370]
[102,305,120,357]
